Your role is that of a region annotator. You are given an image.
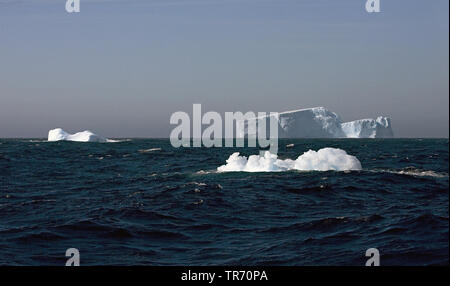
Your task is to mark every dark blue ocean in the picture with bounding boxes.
[0,139,448,266]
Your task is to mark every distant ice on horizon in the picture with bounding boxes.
[48,128,115,142]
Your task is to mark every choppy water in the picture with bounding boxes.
[0,139,448,266]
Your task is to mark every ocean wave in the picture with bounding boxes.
[374,167,448,178]
[23,139,48,143]
[106,139,130,143]
[138,148,162,153]
[217,148,362,172]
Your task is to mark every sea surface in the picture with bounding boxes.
[0,139,448,266]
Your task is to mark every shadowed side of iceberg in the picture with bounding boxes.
[277,107,346,138]
[48,128,111,142]
[241,107,345,138]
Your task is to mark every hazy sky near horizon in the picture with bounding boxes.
[0,0,448,138]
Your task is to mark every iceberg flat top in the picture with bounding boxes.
[278,106,329,115]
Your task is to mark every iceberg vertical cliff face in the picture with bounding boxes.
[48,128,110,142]
[341,117,393,138]
[277,107,345,138]
[242,107,393,138]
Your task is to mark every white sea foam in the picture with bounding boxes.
[138,148,162,153]
[395,170,447,178]
[377,168,449,178]
[217,148,362,172]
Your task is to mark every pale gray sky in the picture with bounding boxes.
[0,0,448,137]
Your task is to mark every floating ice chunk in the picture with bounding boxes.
[217,148,362,172]
[48,128,112,142]
[293,148,362,171]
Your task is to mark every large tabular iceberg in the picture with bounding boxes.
[217,148,362,172]
[242,107,393,138]
[48,128,111,142]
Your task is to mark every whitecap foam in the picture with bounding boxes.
[375,168,448,178]
[138,148,162,153]
[217,148,362,172]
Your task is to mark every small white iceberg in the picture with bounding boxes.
[48,128,114,142]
